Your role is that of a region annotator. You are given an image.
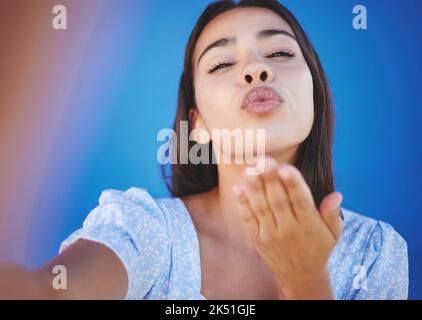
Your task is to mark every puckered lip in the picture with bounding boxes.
[241,85,283,109]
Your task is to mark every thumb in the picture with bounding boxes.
[320,192,344,241]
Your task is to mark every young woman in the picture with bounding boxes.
[0,0,408,300]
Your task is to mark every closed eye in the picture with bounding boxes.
[208,49,295,74]
[208,61,234,73]
[267,49,295,58]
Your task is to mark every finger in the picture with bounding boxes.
[243,167,278,238]
[261,157,296,228]
[319,192,344,241]
[277,164,316,223]
[232,184,259,242]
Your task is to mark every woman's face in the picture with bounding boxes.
[191,7,314,158]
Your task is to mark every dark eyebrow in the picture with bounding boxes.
[257,28,296,41]
[197,28,296,67]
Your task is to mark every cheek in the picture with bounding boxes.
[194,77,236,128]
[279,63,314,131]
[196,76,231,106]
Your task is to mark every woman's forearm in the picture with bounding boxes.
[0,264,60,299]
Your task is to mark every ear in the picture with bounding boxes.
[188,107,211,144]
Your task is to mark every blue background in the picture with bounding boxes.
[24,0,422,299]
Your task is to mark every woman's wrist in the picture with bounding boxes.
[276,268,334,300]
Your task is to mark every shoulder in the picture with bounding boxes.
[80,186,196,252]
[80,186,191,233]
[330,207,409,299]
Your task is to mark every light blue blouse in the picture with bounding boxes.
[59,187,409,300]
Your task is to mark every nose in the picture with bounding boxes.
[240,58,273,86]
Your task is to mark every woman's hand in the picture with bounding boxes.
[232,156,344,300]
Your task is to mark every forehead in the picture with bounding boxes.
[193,7,294,64]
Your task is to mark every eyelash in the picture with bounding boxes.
[208,48,295,73]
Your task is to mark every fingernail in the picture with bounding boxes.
[245,166,258,176]
[266,157,277,171]
[257,154,266,163]
[245,167,259,180]
[277,166,291,181]
[335,192,343,208]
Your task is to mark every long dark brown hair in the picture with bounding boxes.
[161,0,334,208]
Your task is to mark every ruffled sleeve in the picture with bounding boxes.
[344,221,409,300]
[59,187,171,299]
